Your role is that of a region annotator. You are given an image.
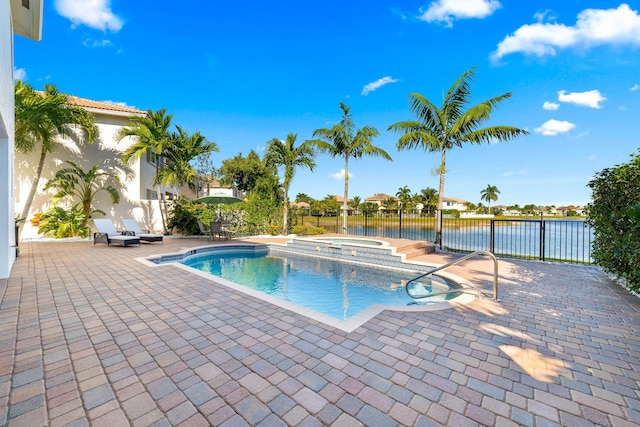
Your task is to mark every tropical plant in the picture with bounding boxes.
[307,102,392,233]
[388,67,529,245]
[194,152,217,198]
[117,108,173,234]
[418,187,438,216]
[159,126,219,196]
[587,150,640,291]
[480,184,500,213]
[42,161,120,228]
[296,193,313,203]
[349,196,362,212]
[219,150,278,198]
[38,205,90,238]
[264,133,316,234]
[14,81,98,229]
[396,185,413,209]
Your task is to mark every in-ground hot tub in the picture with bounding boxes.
[305,237,387,246]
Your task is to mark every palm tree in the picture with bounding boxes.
[14,81,98,226]
[42,161,120,228]
[159,126,219,197]
[480,184,500,213]
[388,67,529,245]
[418,187,438,216]
[117,108,173,234]
[307,102,392,234]
[396,185,413,209]
[349,195,362,214]
[265,133,316,234]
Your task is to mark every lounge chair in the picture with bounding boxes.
[122,219,163,243]
[197,220,213,241]
[93,219,140,247]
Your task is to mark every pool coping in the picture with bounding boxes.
[136,242,479,333]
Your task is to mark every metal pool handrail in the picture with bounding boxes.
[405,251,499,301]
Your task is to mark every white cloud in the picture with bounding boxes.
[14,68,27,81]
[542,101,559,110]
[588,154,597,160]
[361,76,399,96]
[55,0,123,32]
[418,0,501,27]
[619,105,627,110]
[631,84,640,91]
[503,171,513,177]
[82,38,114,48]
[557,89,606,108]
[534,119,575,136]
[492,4,640,60]
[331,169,350,180]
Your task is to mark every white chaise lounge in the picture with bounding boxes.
[122,219,163,243]
[93,219,140,247]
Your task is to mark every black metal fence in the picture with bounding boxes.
[296,210,594,264]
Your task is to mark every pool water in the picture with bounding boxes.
[182,248,457,320]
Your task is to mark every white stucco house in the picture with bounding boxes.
[15,95,192,240]
[442,197,468,211]
[1,0,43,278]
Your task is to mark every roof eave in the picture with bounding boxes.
[11,0,43,41]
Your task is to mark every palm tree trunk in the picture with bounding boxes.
[342,157,349,234]
[436,149,446,247]
[155,162,168,234]
[282,187,289,235]
[19,149,47,238]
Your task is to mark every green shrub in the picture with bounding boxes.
[267,225,281,236]
[167,198,205,235]
[38,206,89,238]
[587,149,640,291]
[291,225,306,235]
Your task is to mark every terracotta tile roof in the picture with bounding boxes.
[66,95,146,115]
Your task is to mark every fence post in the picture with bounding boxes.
[539,213,545,261]
[490,220,495,253]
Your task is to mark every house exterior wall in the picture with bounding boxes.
[15,108,183,239]
[1,0,16,278]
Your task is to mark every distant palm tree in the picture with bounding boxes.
[159,126,219,197]
[480,184,500,213]
[117,108,173,234]
[265,133,316,234]
[396,185,413,209]
[307,103,392,233]
[42,161,120,228]
[349,195,362,213]
[296,193,313,203]
[389,67,529,245]
[418,187,438,216]
[15,81,98,227]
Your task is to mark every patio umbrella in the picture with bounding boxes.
[195,193,242,205]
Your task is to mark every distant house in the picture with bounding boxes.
[15,95,191,239]
[365,193,396,207]
[556,206,585,216]
[442,197,467,211]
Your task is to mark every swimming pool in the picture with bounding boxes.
[180,247,459,321]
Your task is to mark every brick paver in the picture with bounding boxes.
[0,237,638,425]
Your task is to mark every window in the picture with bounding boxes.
[146,189,158,200]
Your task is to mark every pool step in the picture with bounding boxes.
[397,241,436,259]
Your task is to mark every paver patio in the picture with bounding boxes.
[0,237,638,426]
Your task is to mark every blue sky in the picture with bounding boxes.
[14,0,640,207]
